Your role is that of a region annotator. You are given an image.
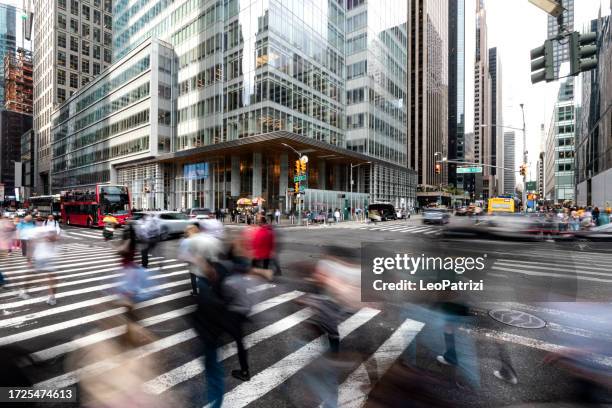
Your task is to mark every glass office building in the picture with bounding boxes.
[51,0,416,211]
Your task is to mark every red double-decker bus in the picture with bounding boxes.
[60,185,131,227]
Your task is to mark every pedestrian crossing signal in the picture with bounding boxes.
[435,163,441,174]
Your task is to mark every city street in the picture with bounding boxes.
[1,221,610,407]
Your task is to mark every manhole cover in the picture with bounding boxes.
[488,309,546,329]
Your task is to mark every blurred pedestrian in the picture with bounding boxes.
[29,220,61,305]
[179,224,223,296]
[138,214,160,268]
[248,217,275,270]
[16,214,35,257]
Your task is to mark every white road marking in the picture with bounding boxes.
[496,259,612,277]
[336,318,424,408]
[492,265,612,283]
[211,307,380,408]
[459,326,612,368]
[36,291,304,389]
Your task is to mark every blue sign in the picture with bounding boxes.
[184,162,209,180]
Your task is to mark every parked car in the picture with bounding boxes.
[189,208,212,219]
[2,210,15,218]
[132,211,193,240]
[423,208,450,225]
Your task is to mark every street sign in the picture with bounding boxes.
[526,181,537,192]
[293,174,307,182]
[456,166,483,174]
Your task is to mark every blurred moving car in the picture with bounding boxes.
[2,210,15,218]
[455,206,468,216]
[573,222,612,241]
[423,208,450,225]
[189,208,212,219]
[132,211,193,240]
[368,203,397,222]
[16,209,27,217]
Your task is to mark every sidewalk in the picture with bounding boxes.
[223,214,423,229]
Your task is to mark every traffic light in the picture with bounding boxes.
[300,159,307,174]
[294,182,299,192]
[530,39,554,84]
[569,31,598,76]
[435,163,441,174]
[295,160,301,175]
[519,164,527,177]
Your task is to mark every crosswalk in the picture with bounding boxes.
[333,220,441,235]
[60,226,105,241]
[0,242,611,407]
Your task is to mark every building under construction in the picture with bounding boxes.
[4,48,32,114]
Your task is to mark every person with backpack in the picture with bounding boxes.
[139,214,160,269]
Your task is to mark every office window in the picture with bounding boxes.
[82,23,90,38]
[70,36,79,52]
[104,32,111,47]
[94,0,100,6]
[70,73,78,88]
[82,59,89,73]
[57,51,66,66]
[70,54,78,70]
[58,88,66,102]
[82,76,89,86]
[70,0,78,15]
[93,28,101,43]
[82,4,90,20]
[58,0,66,9]
[93,45,100,59]
[103,48,111,63]
[57,69,66,85]
[104,14,112,30]
[93,10,100,25]
[58,14,66,29]
[104,0,111,12]
[93,62,100,75]
[57,32,66,48]
[82,40,90,56]
[70,19,78,33]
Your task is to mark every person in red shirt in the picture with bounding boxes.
[249,217,275,269]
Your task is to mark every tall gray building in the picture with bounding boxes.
[32,0,113,194]
[546,0,574,79]
[488,46,502,196]
[408,0,449,205]
[473,0,491,201]
[502,131,515,195]
[50,0,416,212]
[448,0,466,191]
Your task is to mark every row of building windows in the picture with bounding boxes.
[53,109,151,157]
[347,60,366,80]
[558,137,574,146]
[178,33,223,69]
[74,55,150,114]
[177,95,222,123]
[557,105,574,121]
[178,64,222,95]
[57,10,112,34]
[73,82,151,133]
[52,163,110,188]
[53,136,150,172]
[557,124,575,135]
[346,11,367,33]
[58,0,112,14]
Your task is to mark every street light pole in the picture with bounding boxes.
[520,104,527,213]
[433,152,446,206]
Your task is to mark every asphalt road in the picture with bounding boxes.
[1,219,611,407]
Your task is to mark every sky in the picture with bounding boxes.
[464,0,610,182]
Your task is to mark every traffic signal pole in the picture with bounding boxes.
[520,104,527,213]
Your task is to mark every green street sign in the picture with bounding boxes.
[526,181,537,192]
[293,174,307,182]
[457,166,483,174]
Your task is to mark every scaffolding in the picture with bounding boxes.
[4,48,33,114]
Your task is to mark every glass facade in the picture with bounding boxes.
[448,0,465,189]
[50,39,175,189]
[52,0,416,210]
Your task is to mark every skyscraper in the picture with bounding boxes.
[502,131,515,195]
[32,0,113,194]
[473,0,490,200]
[4,48,33,114]
[544,78,576,203]
[448,0,465,191]
[488,46,502,196]
[50,0,416,211]
[0,3,17,109]
[547,0,574,79]
[408,0,449,205]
